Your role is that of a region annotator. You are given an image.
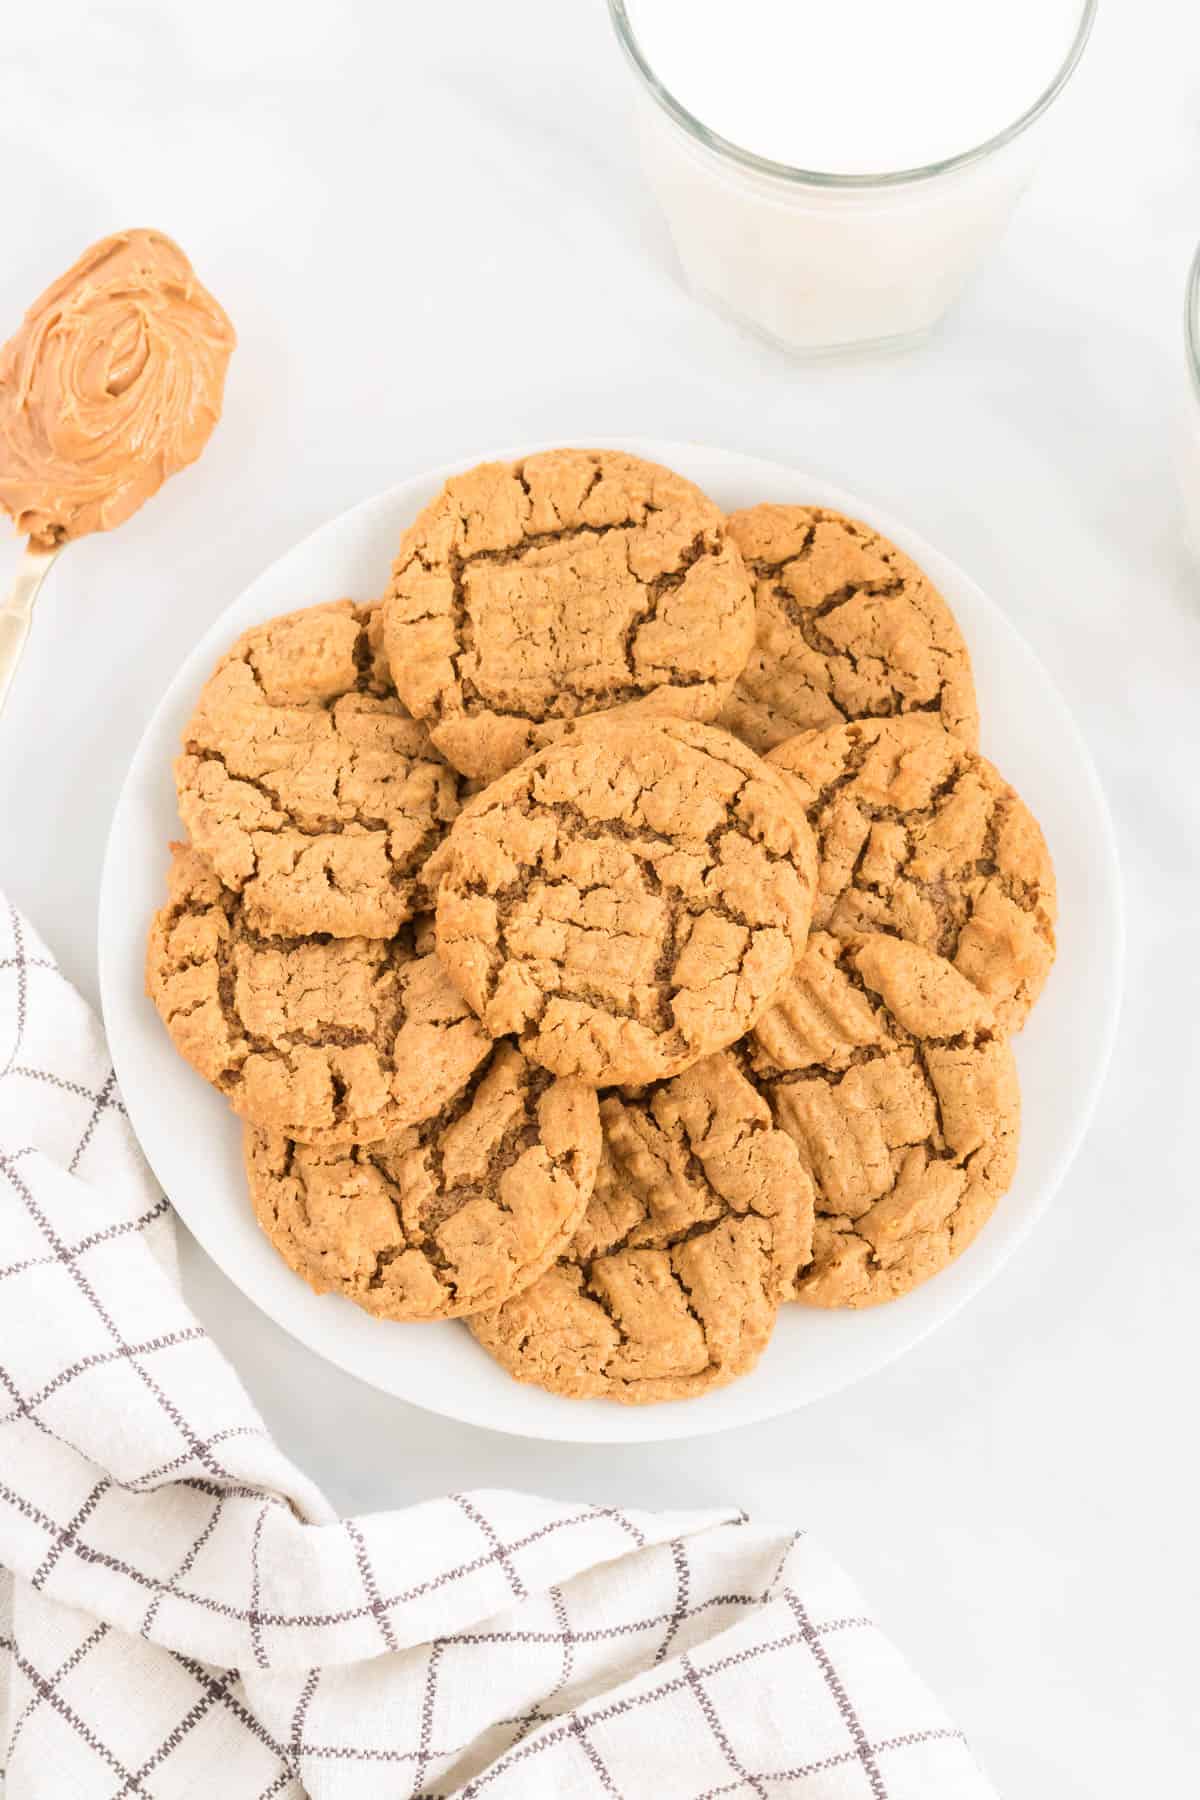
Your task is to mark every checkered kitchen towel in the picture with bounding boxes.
[0,896,997,1799]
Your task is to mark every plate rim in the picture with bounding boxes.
[98,436,1124,1444]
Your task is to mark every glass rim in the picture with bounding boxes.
[1187,242,1200,405]
[608,0,1098,190]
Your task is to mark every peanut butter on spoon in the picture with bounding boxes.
[0,228,235,712]
[0,228,235,544]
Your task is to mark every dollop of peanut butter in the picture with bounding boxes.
[0,229,235,546]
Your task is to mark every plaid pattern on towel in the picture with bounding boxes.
[0,896,996,1798]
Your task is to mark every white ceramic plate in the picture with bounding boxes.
[99,439,1122,1444]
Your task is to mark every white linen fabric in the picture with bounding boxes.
[0,895,997,1798]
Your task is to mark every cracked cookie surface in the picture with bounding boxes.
[145,844,491,1144]
[768,714,1056,1031]
[175,600,462,938]
[717,505,979,754]
[468,1051,814,1403]
[244,1042,601,1322]
[431,718,819,1086]
[749,930,1020,1308]
[382,449,756,781]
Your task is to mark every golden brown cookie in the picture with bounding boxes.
[382,449,756,781]
[717,505,979,754]
[749,930,1020,1308]
[431,719,819,1087]
[244,1042,601,1322]
[175,600,461,938]
[146,844,490,1144]
[468,1051,814,1403]
[767,714,1056,1031]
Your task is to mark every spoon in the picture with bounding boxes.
[0,542,61,718]
[0,228,235,722]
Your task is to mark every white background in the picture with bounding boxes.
[0,2,1197,1794]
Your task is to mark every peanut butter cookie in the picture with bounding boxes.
[382,449,756,781]
[749,930,1020,1308]
[468,1051,813,1403]
[432,719,819,1087]
[175,600,461,938]
[244,1042,601,1322]
[767,714,1056,1031]
[717,505,979,754]
[146,844,490,1144]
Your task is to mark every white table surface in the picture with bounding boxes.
[1,3,1197,1793]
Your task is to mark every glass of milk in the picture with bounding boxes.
[1181,243,1200,564]
[610,0,1096,355]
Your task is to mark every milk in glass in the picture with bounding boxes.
[615,0,1092,352]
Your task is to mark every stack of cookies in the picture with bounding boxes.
[147,449,1056,1405]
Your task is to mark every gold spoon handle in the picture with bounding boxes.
[0,542,62,721]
